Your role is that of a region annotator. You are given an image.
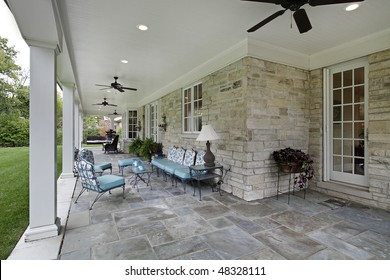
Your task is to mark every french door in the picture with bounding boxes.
[327,59,368,186]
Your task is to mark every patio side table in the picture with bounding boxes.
[128,164,153,192]
[189,164,223,201]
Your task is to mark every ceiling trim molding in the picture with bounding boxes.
[138,39,249,107]
[309,28,390,70]
[247,37,310,70]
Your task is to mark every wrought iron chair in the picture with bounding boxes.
[74,149,113,188]
[74,159,125,210]
[104,135,119,153]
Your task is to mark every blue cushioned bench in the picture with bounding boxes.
[151,146,205,191]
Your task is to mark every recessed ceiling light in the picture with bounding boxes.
[345,3,360,11]
[137,24,148,31]
[106,90,111,93]
[121,59,128,64]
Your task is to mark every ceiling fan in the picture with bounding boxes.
[108,110,119,116]
[92,98,117,107]
[242,0,364,34]
[95,76,137,93]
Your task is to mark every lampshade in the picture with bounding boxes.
[196,124,219,167]
[196,125,220,141]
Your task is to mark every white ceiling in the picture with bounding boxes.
[9,0,390,116]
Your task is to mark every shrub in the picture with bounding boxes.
[0,113,29,147]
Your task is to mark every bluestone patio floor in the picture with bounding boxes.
[59,148,390,260]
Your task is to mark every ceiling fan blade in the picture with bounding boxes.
[121,87,137,91]
[247,9,286,32]
[107,104,118,107]
[95,84,111,87]
[293,9,312,34]
[309,0,364,6]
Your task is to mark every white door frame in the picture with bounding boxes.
[323,58,369,186]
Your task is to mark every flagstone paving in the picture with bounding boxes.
[59,148,390,260]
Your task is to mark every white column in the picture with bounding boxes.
[61,84,75,178]
[74,104,81,149]
[79,112,83,147]
[25,45,60,241]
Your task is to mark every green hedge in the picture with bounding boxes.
[0,113,29,147]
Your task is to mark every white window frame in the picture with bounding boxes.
[145,102,159,142]
[182,82,202,133]
[127,109,138,139]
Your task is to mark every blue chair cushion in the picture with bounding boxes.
[94,162,112,171]
[97,175,125,192]
[118,158,140,168]
[94,166,103,174]
[174,167,192,180]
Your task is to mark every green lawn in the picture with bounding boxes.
[0,146,62,259]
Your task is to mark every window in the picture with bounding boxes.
[128,110,138,139]
[150,103,158,142]
[183,83,202,132]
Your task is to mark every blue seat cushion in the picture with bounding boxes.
[118,158,140,167]
[174,167,192,180]
[97,175,125,192]
[151,158,171,170]
[162,162,183,174]
[94,162,112,171]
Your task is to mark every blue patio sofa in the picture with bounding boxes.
[151,146,205,191]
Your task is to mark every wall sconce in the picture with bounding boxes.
[159,115,167,132]
[135,120,142,131]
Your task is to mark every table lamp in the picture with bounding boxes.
[196,124,220,166]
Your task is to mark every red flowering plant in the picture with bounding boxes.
[272,147,314,188]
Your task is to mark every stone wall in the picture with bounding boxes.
[367,49,390,209]
[308,69,324,184]
[156,57,310,201]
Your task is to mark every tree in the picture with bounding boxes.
[0,36,30,147]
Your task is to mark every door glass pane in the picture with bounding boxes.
[354,104,364,121]
[343,140,353,156]
[333,123,341,138]
[343,105,352,121]
[333,89,341,105]
[343,88,352,104]
[343,70,352,87]
[343,123,352,138]
[333,72,341,88]
[343,157,353,173]
[333,140,342,155]
[354,67,364,85]
[333,156,342,171]
[354,86,364,103]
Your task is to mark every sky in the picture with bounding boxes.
[0,1,30,71]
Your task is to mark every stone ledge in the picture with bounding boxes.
[316,181,372,200]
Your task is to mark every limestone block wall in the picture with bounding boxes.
[156,57,310,201]
[367,49,390,209]
[308,69,324,184]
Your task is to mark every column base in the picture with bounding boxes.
[60,172,75,179]
[24,217,61,242]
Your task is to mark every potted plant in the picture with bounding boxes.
[128,137,143,156]
[272,147,314,188]
[139,137,154,161]
[150,142,163,158]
